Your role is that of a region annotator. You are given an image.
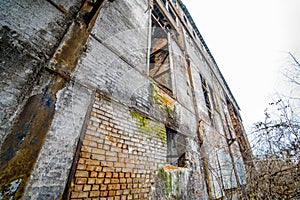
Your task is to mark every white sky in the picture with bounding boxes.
[181,0,300,130]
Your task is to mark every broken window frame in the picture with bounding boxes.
[154,0,178,30]
[199,74,215,126]
[167,4,177,25]
[183,15,188,24]
[171,0,177,7]
[149,3,176,95]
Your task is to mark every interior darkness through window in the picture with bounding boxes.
[200,74,214,125]
[166,128,187,167]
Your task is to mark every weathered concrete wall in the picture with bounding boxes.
[176,3,249,197]
[92,0,148,74]
[23,83,92,199]
[76,0,198,136]
[152,137,207,199]
[0,0,251,199]
[0,0,80,146]
[170,40,194,114]
[0,0,84,198]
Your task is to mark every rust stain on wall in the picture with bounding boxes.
[227,102,254,170]
[0,79,60,199]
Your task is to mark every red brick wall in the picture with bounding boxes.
[69,93,167,199]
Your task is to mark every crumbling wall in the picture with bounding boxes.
[75,0,151,113]
[0,0,81,147]
[170,40,195,114]
[0,0,251,199]
[22,83,92,199]
[152,136,208,200]
[75,0,197,136]
[65,93,207,199]
[67,93,167,199]
[0,0,83,198]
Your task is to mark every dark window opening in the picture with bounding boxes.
[183,15,187,23]
[168,5,177,23]
[166,128,187,167]
[200,74,214,125]
[172,0,177,7]
[153,4,174,31]
[150,6,173,92]
[225,115,234,140]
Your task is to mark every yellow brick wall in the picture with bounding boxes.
[69,93,167,199]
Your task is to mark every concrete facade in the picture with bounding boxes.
[0,0,251,199]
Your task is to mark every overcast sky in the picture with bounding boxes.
[181,0,300,130]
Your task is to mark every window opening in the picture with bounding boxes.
[166,128,187,167]
[200,74,214,125]
[225,115,234,140]
[150,5,173,92]
[172,0,177,7]
[183,15,187,23]
[168,5,177,23]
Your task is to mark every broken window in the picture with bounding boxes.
[168,5,177,23]
[225,115,234,140]
[193,30,196,38]
[199,74,214,125]
[183,15,187,23]
[166,128,187,167]
[150,4,174,93]
[172,0,177,7]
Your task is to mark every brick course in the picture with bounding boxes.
[70,93,166,199]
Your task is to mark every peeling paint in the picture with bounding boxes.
[0,178,22,199]
[0,84,57,199]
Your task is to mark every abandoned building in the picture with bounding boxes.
[0,0,252,199]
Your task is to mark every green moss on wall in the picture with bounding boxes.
[152,84,176,119]
[156,127,166,146]
[164,105,175,119]
[157,167,172,196]
[152,85,162,105]
[175,171,181,198]
[130,111,166,146]
[130,111,147,127]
